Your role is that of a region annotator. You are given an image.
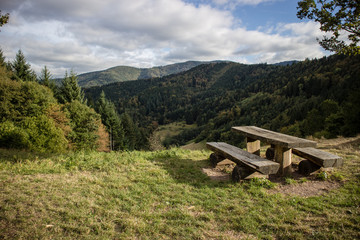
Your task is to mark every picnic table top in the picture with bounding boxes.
[232,126,317,148]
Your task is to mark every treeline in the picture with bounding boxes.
[0,49,146,152]
[86,54,360,147]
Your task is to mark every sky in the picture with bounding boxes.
[0,0,329,77]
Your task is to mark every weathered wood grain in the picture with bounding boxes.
[246,137,260,155]
[274,145,292,176]
[293,147,343,168]
[232,126,317,148]
[206,142,280,175]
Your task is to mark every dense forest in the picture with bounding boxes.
[0,49,146,152]
[1,49,359,153]
[85,54,360,148]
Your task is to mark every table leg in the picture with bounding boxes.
[274,145,292,176]
[246,137,260,156]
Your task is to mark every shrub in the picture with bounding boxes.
[0,121,30,149]
[19,115,67,153]
[0,66,68,152]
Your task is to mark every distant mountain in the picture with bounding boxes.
[76,61,226,88]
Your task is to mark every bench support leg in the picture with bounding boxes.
[274,146,292,176]
[246,137,260,156]
[209,153,225,167]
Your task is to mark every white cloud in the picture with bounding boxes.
[211,0,278,9]
[213,0,275,6]
[0,0,326,77]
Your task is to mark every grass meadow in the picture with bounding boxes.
[0,146,359,239]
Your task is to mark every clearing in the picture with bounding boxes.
[0,136,359,239]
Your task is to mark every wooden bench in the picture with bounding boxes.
[292,147,343,175]
[232,126,317,176]
[206,142,280,181]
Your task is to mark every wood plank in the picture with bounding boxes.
[293,147,343,168]
[206,142,280,175]
[232,126,317,148]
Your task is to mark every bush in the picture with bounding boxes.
[0,121,30,149]
[0,66,68,152]
[0,116,67,153]
[20,115,67,153]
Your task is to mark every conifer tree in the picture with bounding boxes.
[39,66,57,93]
[65,100,100,150]
[96,91,124,150]
[58,70,85,104]
[120,113,141,150]
[11,50,36,81]
[0,48,6,67]
[39,66,52,86]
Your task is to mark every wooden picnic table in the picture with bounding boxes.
[232,126,317,175]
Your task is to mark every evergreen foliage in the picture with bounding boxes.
[120,113,145,150]
[0,48,6,67]
[65,100,102,150]
[10,50,37,82]
[85,55,360,147]
[58,70,85,104]
[96,91,124,150]
[0,66,67,152]
[39,66,57,93]
[0,51,109,152]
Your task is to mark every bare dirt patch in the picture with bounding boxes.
[202,167,230,181]
[201,158,343,197]
[312,135,360,150]
[202,159,236,181]
[202,164,342,197]
[268,180,341,197]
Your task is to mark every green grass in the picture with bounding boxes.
[0,147,359,239]
[155,122,196,142]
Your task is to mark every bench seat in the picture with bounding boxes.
[206,142,280,175]
[293,147,343,168]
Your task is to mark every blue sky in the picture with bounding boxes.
[0,0,327,77]
[185,0,300,30]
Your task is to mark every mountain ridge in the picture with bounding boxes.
[76,60,231,87]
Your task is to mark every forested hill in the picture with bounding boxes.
[85,55,360,147]
[76,61,222,88]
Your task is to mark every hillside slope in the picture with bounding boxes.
[85,55,360,147]
[0,145,359,239]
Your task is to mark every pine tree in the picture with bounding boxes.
[120,113,141,150]
[39,66,51,86]
[58,70,85,104]
[11,50,36,81]
[39,66,57,93]
[96,91,124,150]
[0,48,6,67]
[65,100,100,150]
